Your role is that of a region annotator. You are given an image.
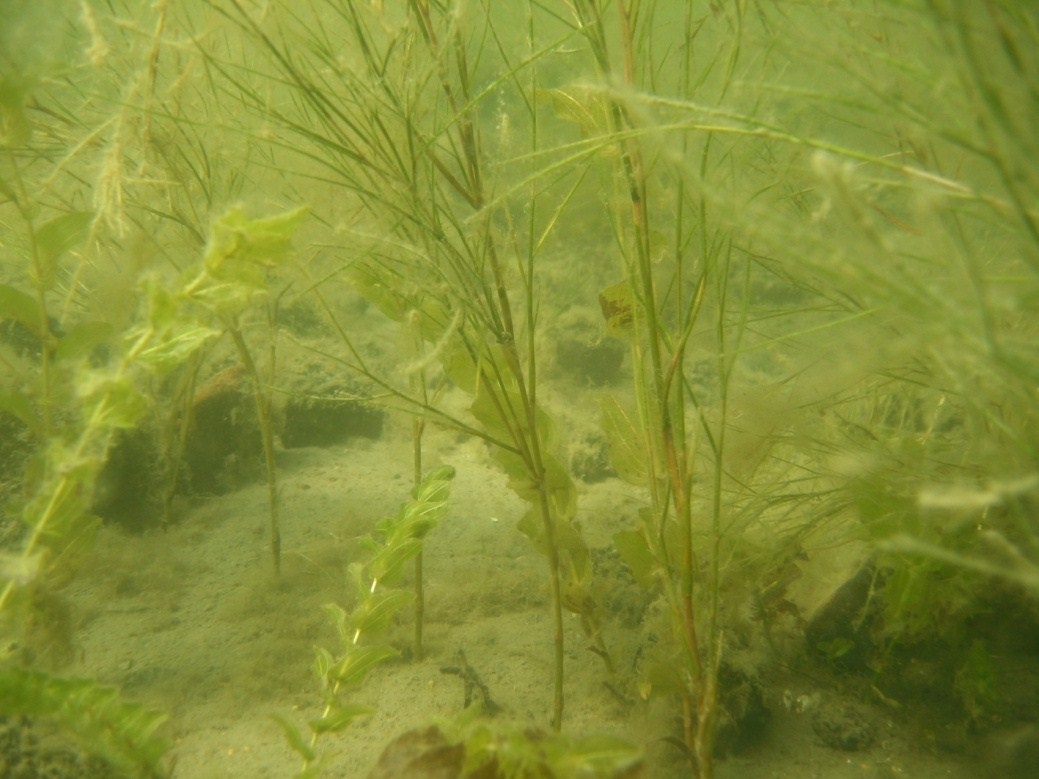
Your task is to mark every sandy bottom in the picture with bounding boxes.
[64,428,983,778]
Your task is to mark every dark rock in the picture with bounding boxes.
[805,563,884,670]
[715,665,771,756]
[281,391,384,448]
[93,428,162,531]
[182,365,262,495]
[366,726,469,779]
[810,702,877,751]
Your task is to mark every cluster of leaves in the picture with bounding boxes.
[0,198,220,779]
[443,707,644,779]
[178,204,308,574]
[0,12,225,774]
[276,465,455,777]
[0,667,169,778]
[181,205,308,320]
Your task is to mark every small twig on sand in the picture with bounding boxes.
[440,649,502,715]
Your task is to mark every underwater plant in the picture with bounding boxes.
[5,0,1037,776]
[0,3,234,774]
[158,0,1039,773]
[205,0,610,732]
[0,109,210,779]
[177,203,308,576]
[429,706,644,779]
[523,1,1037,772]
[276,465,455,777]
[0,249,182,777]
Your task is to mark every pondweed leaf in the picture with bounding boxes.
[599,394,649,486]
[517,508,591,581]
[367,537,422,586]
[549,733,643,772]
[496,450,577,522]
[539,86,609,136]
[271,713,316,762]
[129,324,219,373]
[0,550,42,586]
[329,644,398,687]
[203,205,307,285]
[312,646,335,684]
[308,702,374,734]
[471,379,558,451]
[613,529,657,589]
[321,603,350,645]
[76,368,149,429]
[348,263,408,323]
[126,278,218,372]
[183,205,307,317]
[410,465,456,502]
[0,668,169,775]
[350,589,413,636]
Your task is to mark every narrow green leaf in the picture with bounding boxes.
[367,537,422,586]
[351,589,413,636]
[330,644,398,686]
[271,713,316,762]
[322,603,350,644]
[308,702,374,734]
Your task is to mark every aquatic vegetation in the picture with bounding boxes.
[210,0,608,733]
[178,203,308,575]
[0,82,211,774]
[1,0,1038,776]
[0,668,169,777]
[276,465,455,777]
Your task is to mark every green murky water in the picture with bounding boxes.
[1,2,1037,776]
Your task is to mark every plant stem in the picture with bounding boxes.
[412,408,426,659]
[229,326,280,577]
